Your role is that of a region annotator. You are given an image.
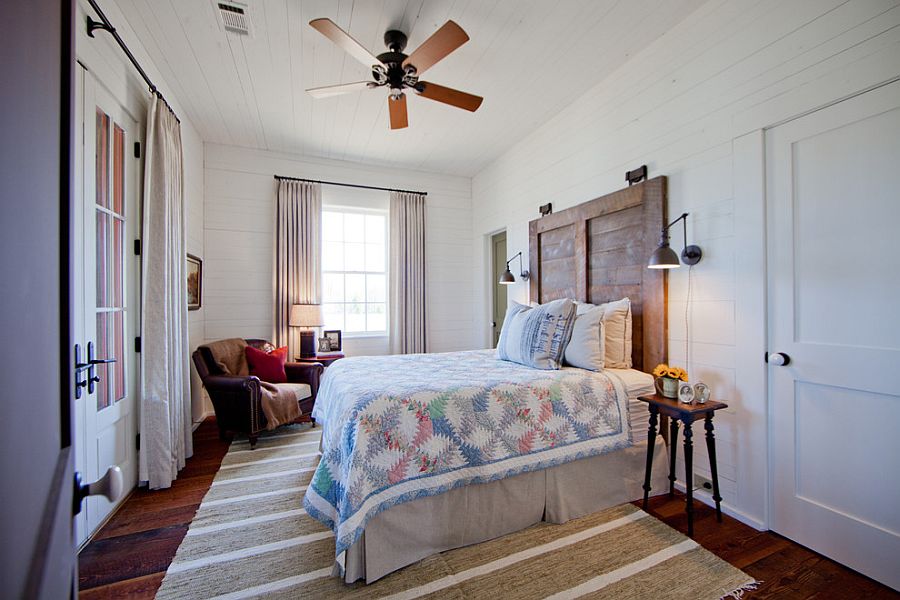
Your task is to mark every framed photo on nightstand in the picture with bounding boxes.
[323,330,342,351]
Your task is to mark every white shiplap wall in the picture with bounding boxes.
[78,0,208,421]
[203,143,475,356]
[472,0,900,528]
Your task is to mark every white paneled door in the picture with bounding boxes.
[766,80,900,591]
[74,67,140,545]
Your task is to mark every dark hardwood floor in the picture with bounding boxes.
[78,417,898,599]
[78,418,230,599]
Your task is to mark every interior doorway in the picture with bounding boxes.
[490,231,507,347]
[766,79,900,590]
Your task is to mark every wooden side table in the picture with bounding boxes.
[293,352,344,368]
[638,393,728,536]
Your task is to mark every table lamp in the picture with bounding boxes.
[289,303,324,359]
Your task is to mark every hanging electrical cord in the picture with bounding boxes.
[685,264,694,376]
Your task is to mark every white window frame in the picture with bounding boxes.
[321,204,389,338]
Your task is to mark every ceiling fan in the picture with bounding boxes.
[306,18,483,130]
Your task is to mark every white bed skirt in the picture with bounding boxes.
[340,439,670,583]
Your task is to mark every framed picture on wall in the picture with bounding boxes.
[323,330,342,351]
[187,254,202,311]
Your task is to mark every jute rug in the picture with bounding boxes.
[156,424,757,599]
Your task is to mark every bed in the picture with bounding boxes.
[305,177,672,583]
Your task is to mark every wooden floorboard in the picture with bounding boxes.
[78,417,898,598]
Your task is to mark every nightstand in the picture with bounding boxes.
[638,393,728,537]
[294,352,344,368]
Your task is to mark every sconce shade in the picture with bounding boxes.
[648,243,681,269]
[647,212,703,269]
[499,268,516,285]
[289,303,324,327]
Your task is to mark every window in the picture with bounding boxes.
[322,208,388,335]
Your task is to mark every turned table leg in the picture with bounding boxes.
[668,418,679,496]
[642,407,659,510]
[683,419,694,537]
[705,414,723,522]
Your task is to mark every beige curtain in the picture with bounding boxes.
[139,94,192,489]
[390,191,427,354]
[274,180,322,357]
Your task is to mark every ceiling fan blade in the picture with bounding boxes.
[309,18,380,68]
[415,82,483,112]
[402,20,469,75]
[388,94,408,130]
[306,81,374,99]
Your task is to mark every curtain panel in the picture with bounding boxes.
[139,94,192,489]
[390,191,427,354]
[274,180,322,357]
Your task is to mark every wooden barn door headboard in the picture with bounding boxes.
[528,176,668,372]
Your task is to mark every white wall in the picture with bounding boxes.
[471,0,900,528]
[203,143,475,356]
[77,0,208,421]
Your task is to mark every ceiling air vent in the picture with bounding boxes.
[216,1,251,36]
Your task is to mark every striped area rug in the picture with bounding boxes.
[156,424,757,599]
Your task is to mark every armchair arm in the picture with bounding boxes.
[200,374,264,434]
[285,362,324,402]
[202,374,256,394]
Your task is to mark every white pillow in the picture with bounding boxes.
[496,298,576,370]
[574,298,632,368]
[564,307,605,371]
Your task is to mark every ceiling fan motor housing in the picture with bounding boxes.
[375,30,418,91]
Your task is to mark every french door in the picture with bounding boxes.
[766,80,900,590]
[74,66,141,545]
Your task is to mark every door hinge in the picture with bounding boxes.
[134,336,141,353]
[136,433,140,450]
[134,141,141,158]
[134,239,141,256]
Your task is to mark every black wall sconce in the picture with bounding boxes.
[648,212,702,269]
[499,251,530,285]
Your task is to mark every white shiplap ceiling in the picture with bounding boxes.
[115,0,704,177]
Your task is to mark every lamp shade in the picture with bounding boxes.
[289,303,324,327]
[647,243,681,269]
[499,268,515,285]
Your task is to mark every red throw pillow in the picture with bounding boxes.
[245,345,288,383]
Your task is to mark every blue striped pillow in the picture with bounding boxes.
[496,298,577,369]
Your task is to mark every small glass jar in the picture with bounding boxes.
[678,382,694,404]
[694,382,710,404]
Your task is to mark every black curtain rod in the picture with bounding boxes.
[274,175,427,196]
[85,0,180,123]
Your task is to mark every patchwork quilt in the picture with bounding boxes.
[303,349,631,555]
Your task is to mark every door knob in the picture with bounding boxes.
[766,352,791,366]
[73,466,124,515]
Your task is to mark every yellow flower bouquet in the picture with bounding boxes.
[652,363,688,398]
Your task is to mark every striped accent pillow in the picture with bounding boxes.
[496,298,576,369]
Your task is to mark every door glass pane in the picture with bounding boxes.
[96,312,110,410]
[113,124,124,214]
[96,109,110,209]
[96,211,109,307]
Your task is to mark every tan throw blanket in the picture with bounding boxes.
[202,338,249,376]
[201,338,302,429]
[258,382,304,430]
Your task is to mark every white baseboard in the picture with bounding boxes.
[672,481,767,531]
[191,409,215,431]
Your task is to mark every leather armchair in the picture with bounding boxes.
[192,339,324,448]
